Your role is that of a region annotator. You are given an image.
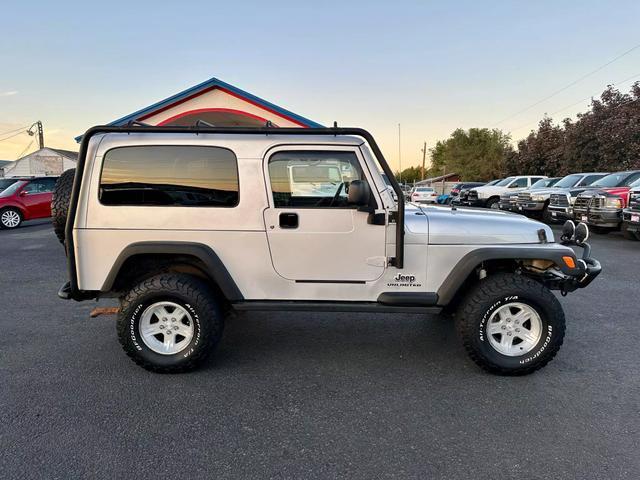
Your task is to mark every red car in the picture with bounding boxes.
[0,177,58,229]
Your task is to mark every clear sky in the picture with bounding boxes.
[1,0,639,170]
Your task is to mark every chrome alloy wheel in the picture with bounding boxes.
[139,301,194,355]
[486,302,542,356]
[1,210,20,228]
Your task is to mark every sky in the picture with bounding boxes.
[1,0,640,171]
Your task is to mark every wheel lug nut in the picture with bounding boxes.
[171,318,176,322]
[162,318,167,322]
[159,325,165,329]
[507,332,512,336]
[501,326,506,330]
[173,326,179,330]
[516,328,520,332]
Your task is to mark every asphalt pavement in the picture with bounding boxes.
[1,220,639,479]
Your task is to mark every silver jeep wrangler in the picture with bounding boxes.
[56,125,601,375]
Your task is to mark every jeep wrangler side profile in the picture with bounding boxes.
[57,125,601,375]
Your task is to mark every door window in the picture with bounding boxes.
[268,151,365,208]
[509,177,529,188]
[23,179,55,194]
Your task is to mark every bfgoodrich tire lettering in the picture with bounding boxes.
[455,273,565,375]
[117,273,224,373]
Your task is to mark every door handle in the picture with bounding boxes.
[279,212,299,229]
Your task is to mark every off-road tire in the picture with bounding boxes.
[117,273,224,373]
[486,197,499,209]
[455,273,565,375]
[0,207,23,229]
[621,222,638,241]
[51,168,75,244]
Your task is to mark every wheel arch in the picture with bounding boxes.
[436,246,580,306]
[102,242,243,302]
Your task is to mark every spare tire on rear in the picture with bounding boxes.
[51,168,76,244]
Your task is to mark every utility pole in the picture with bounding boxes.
[397,123,402,184]
[28,121,44,149]
[420,141,427,181]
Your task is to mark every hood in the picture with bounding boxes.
[555,186,597,197]
[404,204,554,245]
[578,186,631,198]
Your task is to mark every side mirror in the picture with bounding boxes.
[348,180,371,206]
[19,190,27,197]
[575,222,589,244]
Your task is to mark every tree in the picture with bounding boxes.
[428,128,514,181]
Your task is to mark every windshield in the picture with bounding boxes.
[531,178,559,189]
[0,180,25,197]
[496,177,515,187]
[554,174,583,188]
[0,178,19,192]
[591,171,640,188]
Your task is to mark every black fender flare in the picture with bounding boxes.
[102,241,243,301]
[436,246,580,306]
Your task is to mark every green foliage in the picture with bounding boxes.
[427,128,514,181]
[393,166,424,183]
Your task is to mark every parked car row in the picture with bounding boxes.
[0,176,59,229]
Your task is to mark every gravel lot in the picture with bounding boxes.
[1,220,639,479]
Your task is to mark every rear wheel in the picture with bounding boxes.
[117,273,225,373]
[0,208,23,229]
[455,273,565,375]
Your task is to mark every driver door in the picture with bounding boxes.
[263,147,387,282]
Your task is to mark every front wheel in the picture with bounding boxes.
[455,273,565,375]
[0,208,23,229]
[486,197,499,209]
[117,273,225,373]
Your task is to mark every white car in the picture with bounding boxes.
[410,187,437,204]
[468,175,546,209]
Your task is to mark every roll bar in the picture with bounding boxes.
[65,125,405,297]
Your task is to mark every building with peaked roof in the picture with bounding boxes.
[77,77,323,141]
[1,148,78,177]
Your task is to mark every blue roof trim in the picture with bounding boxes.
[75,77,323,142]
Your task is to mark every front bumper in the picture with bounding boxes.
[574,207,622,228]
[622,208,640,231]
[548,205,573,221]
[516,201,545,212]
[498,200,517,211]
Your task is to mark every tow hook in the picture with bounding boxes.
[90,307,120,318]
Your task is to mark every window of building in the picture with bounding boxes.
[100,145,239,207]
[268,151,365,208]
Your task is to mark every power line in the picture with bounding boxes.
[493,42,640,126]
[0,125,28,137]
[16,139,34,159]
[509,73,640,135]
[0,130,27,142]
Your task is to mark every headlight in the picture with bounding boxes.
[604,196,623,208]
[531,194,545,201]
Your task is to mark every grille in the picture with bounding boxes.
[468,191,478,201]
[573,196,591,211]
[550,194,569,207]
[518,192,532,202]
[590,197,605,208]
[629,192,640,211]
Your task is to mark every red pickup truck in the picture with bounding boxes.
[573,171,640,233]
[0,177,58,229]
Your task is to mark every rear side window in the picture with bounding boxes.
[100,146,239,207]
